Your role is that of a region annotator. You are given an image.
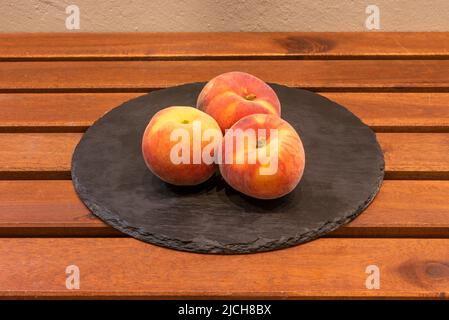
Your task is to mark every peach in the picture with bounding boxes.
[142,106,222,186]
[197,71,281,131]
[219,114,305,199]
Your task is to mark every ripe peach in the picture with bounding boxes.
[219,114,305,199]
[197,71,281,131]
[142,106,222,186]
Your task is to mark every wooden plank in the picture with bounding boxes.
[1,60,449,92]
[378,133,449,179]
[2,93,449,133]
[0,238,448,298]
[0,133,77,179]
[0,180,448,238]
[0,133,448,179]
[323,93,449,132]
[0,180,118,236]
[1,33,449,60]
[332,180,449,237]
[0,93,140,132]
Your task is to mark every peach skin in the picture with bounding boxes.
[197,71,281,131]
[219,114,305,199]
[142,106,222,186]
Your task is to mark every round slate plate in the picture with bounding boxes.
[72,83,384,254]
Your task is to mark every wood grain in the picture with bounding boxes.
[323,93,449,132]
[0,93,141,132]
[0,133,76,179]
[0,180,448,238]
[2,93,449,132]
[1,60,449,92]
[0,238,448,298]
[0,133,448,179]
[0,180,116,236]
[1,33,449,60]
[378,133,449,179]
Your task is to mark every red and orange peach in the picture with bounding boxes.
[142,106,222,186]
[219,114,305,199]
[197,71,281,131]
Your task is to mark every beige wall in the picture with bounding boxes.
[2,0,449,32]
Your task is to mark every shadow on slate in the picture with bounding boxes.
[71,83,384,254]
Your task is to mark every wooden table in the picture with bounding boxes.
[0,32,449,299]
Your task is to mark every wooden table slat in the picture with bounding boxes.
[1,238,449,298]
[0,180,448,237]
[1,60,449,92]
[1,133,448,179]
[1,92,449,133]
[1,33,449,60]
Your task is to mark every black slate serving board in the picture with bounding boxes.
[71,83,384,254]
